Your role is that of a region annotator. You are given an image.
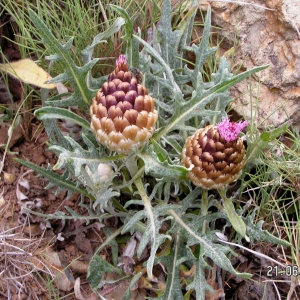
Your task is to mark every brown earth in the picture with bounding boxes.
[0,125,104,299]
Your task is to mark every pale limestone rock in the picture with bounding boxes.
[200,0,300,127]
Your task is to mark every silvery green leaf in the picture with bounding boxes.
[29,9,124,108]
[186,256,214,300]
[139,144,189,178]
[223,197,247,239]
[122,272,143,300]
[245,218,291,247]
[93,188,120,212]
[49,134,106,177]
[87,255,122,289]
[35,107,90,130]
[14,159,89,199]
[152,234,185,300]
[82,17,125,64]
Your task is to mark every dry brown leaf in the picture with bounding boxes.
[205,265,225,300]
[70,260,89,274]
[101,272,146,300]
[75,232,93,255]
[74,277,85,300]
[0,59,56,89]
[0,124,24,149]
[39,247,74,292]
[16,170,32,201]
[23,224,42,236]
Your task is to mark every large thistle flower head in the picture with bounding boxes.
[181,118,249,189]
[90,55,158,153]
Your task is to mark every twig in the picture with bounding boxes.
[217,266,226,300]
[217,238,287,268]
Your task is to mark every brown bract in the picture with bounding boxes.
[181,125,246,189]
[90,58,158,153]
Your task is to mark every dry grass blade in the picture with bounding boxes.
[0,209,55,299]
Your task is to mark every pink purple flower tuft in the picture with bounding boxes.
[116,54,127,66]
[217,117,249,142]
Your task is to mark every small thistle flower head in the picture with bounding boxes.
[181,120,248,189]
[90,55,158,153]
[97,163,114,181]
[217,118,249,142]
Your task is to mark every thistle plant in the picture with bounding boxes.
[15,1,291,299]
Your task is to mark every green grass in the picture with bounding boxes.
[242,125,300,296]
[1,0,164,75]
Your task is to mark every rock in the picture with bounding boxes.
[200,0,300,128]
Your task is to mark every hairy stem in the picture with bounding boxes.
[135,177,156,277]
[201,189,208,234]
[124,153,139,178]
[168,209,207,245]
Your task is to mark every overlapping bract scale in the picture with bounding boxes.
[181,125,246,189]
[90,55,158,153]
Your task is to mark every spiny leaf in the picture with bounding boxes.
[178,3,198,58]
[158,0,182,69]
[39,89,70,148]
[133,34,180,93]
[139,144,189,178]
[134,4,268,141]
[109,6,136,67]
[153,64,268,140]
[28,9,94,107]
[93,188,120,212]
[49,134,105,176]
[14,158,90,198]
[82,17,125,64]
[245,218,291,247]
[153,234,185,300]
[122,183,174,278]
[29,9,125,108]
[87,255,122,289]
[260,121,291,142]
[169,210,251,279]
[187,7,215,88]
[186,253,214,300]
[35,107,90,130]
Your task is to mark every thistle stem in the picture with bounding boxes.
[93,224,124,256]
[125,153,139,178]
[168,209,207,245]
[201,189,208,234]
[218,188,227,201]
[135,178,155,237]
[134,176,156,278]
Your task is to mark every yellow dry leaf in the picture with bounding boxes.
[0,58,56,89]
